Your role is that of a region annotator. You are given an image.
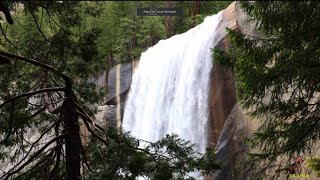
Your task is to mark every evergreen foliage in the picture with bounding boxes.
[85,127,221,180]
[95,1,231,65]
[214,1,320,178]
[306,157,320,176]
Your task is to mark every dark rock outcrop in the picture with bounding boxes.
[103,61,139,127]
[106,62,133,105]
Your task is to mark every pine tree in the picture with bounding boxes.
[214,1,320,178]
[0,2,105,179]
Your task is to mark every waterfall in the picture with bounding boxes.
[123,12,222,155]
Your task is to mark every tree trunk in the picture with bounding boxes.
[193,1,199,27]
[63,89,81,180]
[166,1,172,38]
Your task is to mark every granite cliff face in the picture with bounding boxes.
[97,2,255,179]
[207,2,251,179]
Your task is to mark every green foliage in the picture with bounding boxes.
[84,126,221,180]
[95,1,231,65]
[213,1,320,178]
[306,157,320,176]
[138,16,166,51]
[169,1,231,35]
[0,2,105,179]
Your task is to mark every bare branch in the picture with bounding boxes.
[27,2,52,46]
[0,23,17,48]
[0,87,66,110]
[77,111,109,147]
[0,51,71,86]
[26,2,75,62]
[75,102,105,131]
[0,100,15,144]
[28,98,64,108]
[1,117,63,179]
[41,73,64,114]
[1,134,65,179]
[13,147,56,179]
[37,3,68,33]
[0,2,13,24]
[10,14,27,30]
[29,107,46,119]
[48,71,65,90]
[80,142,93,172]
[50,117,63,178]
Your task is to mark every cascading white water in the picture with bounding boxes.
[123,12,222,155]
